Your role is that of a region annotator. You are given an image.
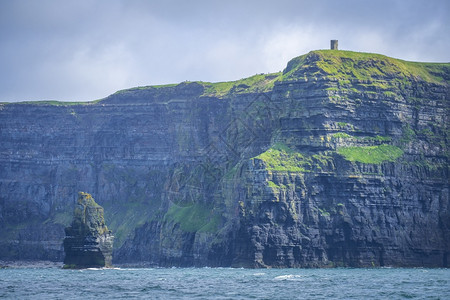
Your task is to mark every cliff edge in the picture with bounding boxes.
[0,50,448,267]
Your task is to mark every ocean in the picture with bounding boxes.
[0,266,449,299]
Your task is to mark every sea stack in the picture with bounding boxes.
[63,192,113,268]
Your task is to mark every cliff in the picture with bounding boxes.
[63,192,113,268]
[0,50,448,267]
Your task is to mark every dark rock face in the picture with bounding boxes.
[0,50,449,267]
[63,192,113,268]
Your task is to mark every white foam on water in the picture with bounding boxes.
[274,274,303,281]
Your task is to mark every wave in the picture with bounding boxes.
[274,274,303,281]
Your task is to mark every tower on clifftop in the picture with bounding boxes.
[331,40,338,50]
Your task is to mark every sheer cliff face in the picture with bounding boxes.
[0,50,449,267]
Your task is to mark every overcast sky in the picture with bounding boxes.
[1,0,449,102]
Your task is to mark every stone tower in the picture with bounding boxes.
[331,40,338,50]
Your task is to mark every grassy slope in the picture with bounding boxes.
[3,99,103,106]
[3,50,448,106]
[108,72,283,99]
[282,50,449,84]
[164,203,220,233]
[199,72,282,97]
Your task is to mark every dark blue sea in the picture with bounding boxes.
[1,266,449,299]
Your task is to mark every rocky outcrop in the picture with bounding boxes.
[0,50,448,267]
[63,192,113,268]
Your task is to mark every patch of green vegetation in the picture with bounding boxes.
[418,128,434,137]
[201,72,282,97]
[318,208,330,217]
[337,144,403,164]
[73,192,110,235]
[417,127,443,145]
[224,164,240,180]
[44,211,72,226]
[253,143,310,172]
[103,200,159,248]
[149,83,179,89]
[331,133,392,142]
[400,124,417,145]
[332,132,353,139]
[8,99,103,106]
[253,143,336,173]
[359,135,392,142]
[336,122,355,131]
[114,84,179,94]
[282,50,449,85]
[164,203,220,233]
[373,135,392,142]
[268,181,279,188]
[63,264,77,269]
[267,181,287,190]
[312,153,333,166]
[282,54,309,79]
[383,91,397,97]
[272,142,295,153]
[401,159,446,172]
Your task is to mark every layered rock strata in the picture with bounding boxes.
[63,192,113,268]
[0,50,448,267]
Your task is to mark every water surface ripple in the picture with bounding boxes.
[0,267,449,299]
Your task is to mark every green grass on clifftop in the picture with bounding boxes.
[6,50,447,106]
[6,99,103,106]
[200,72,282,97]
[283,50,449,84]
[97,72,282,100]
